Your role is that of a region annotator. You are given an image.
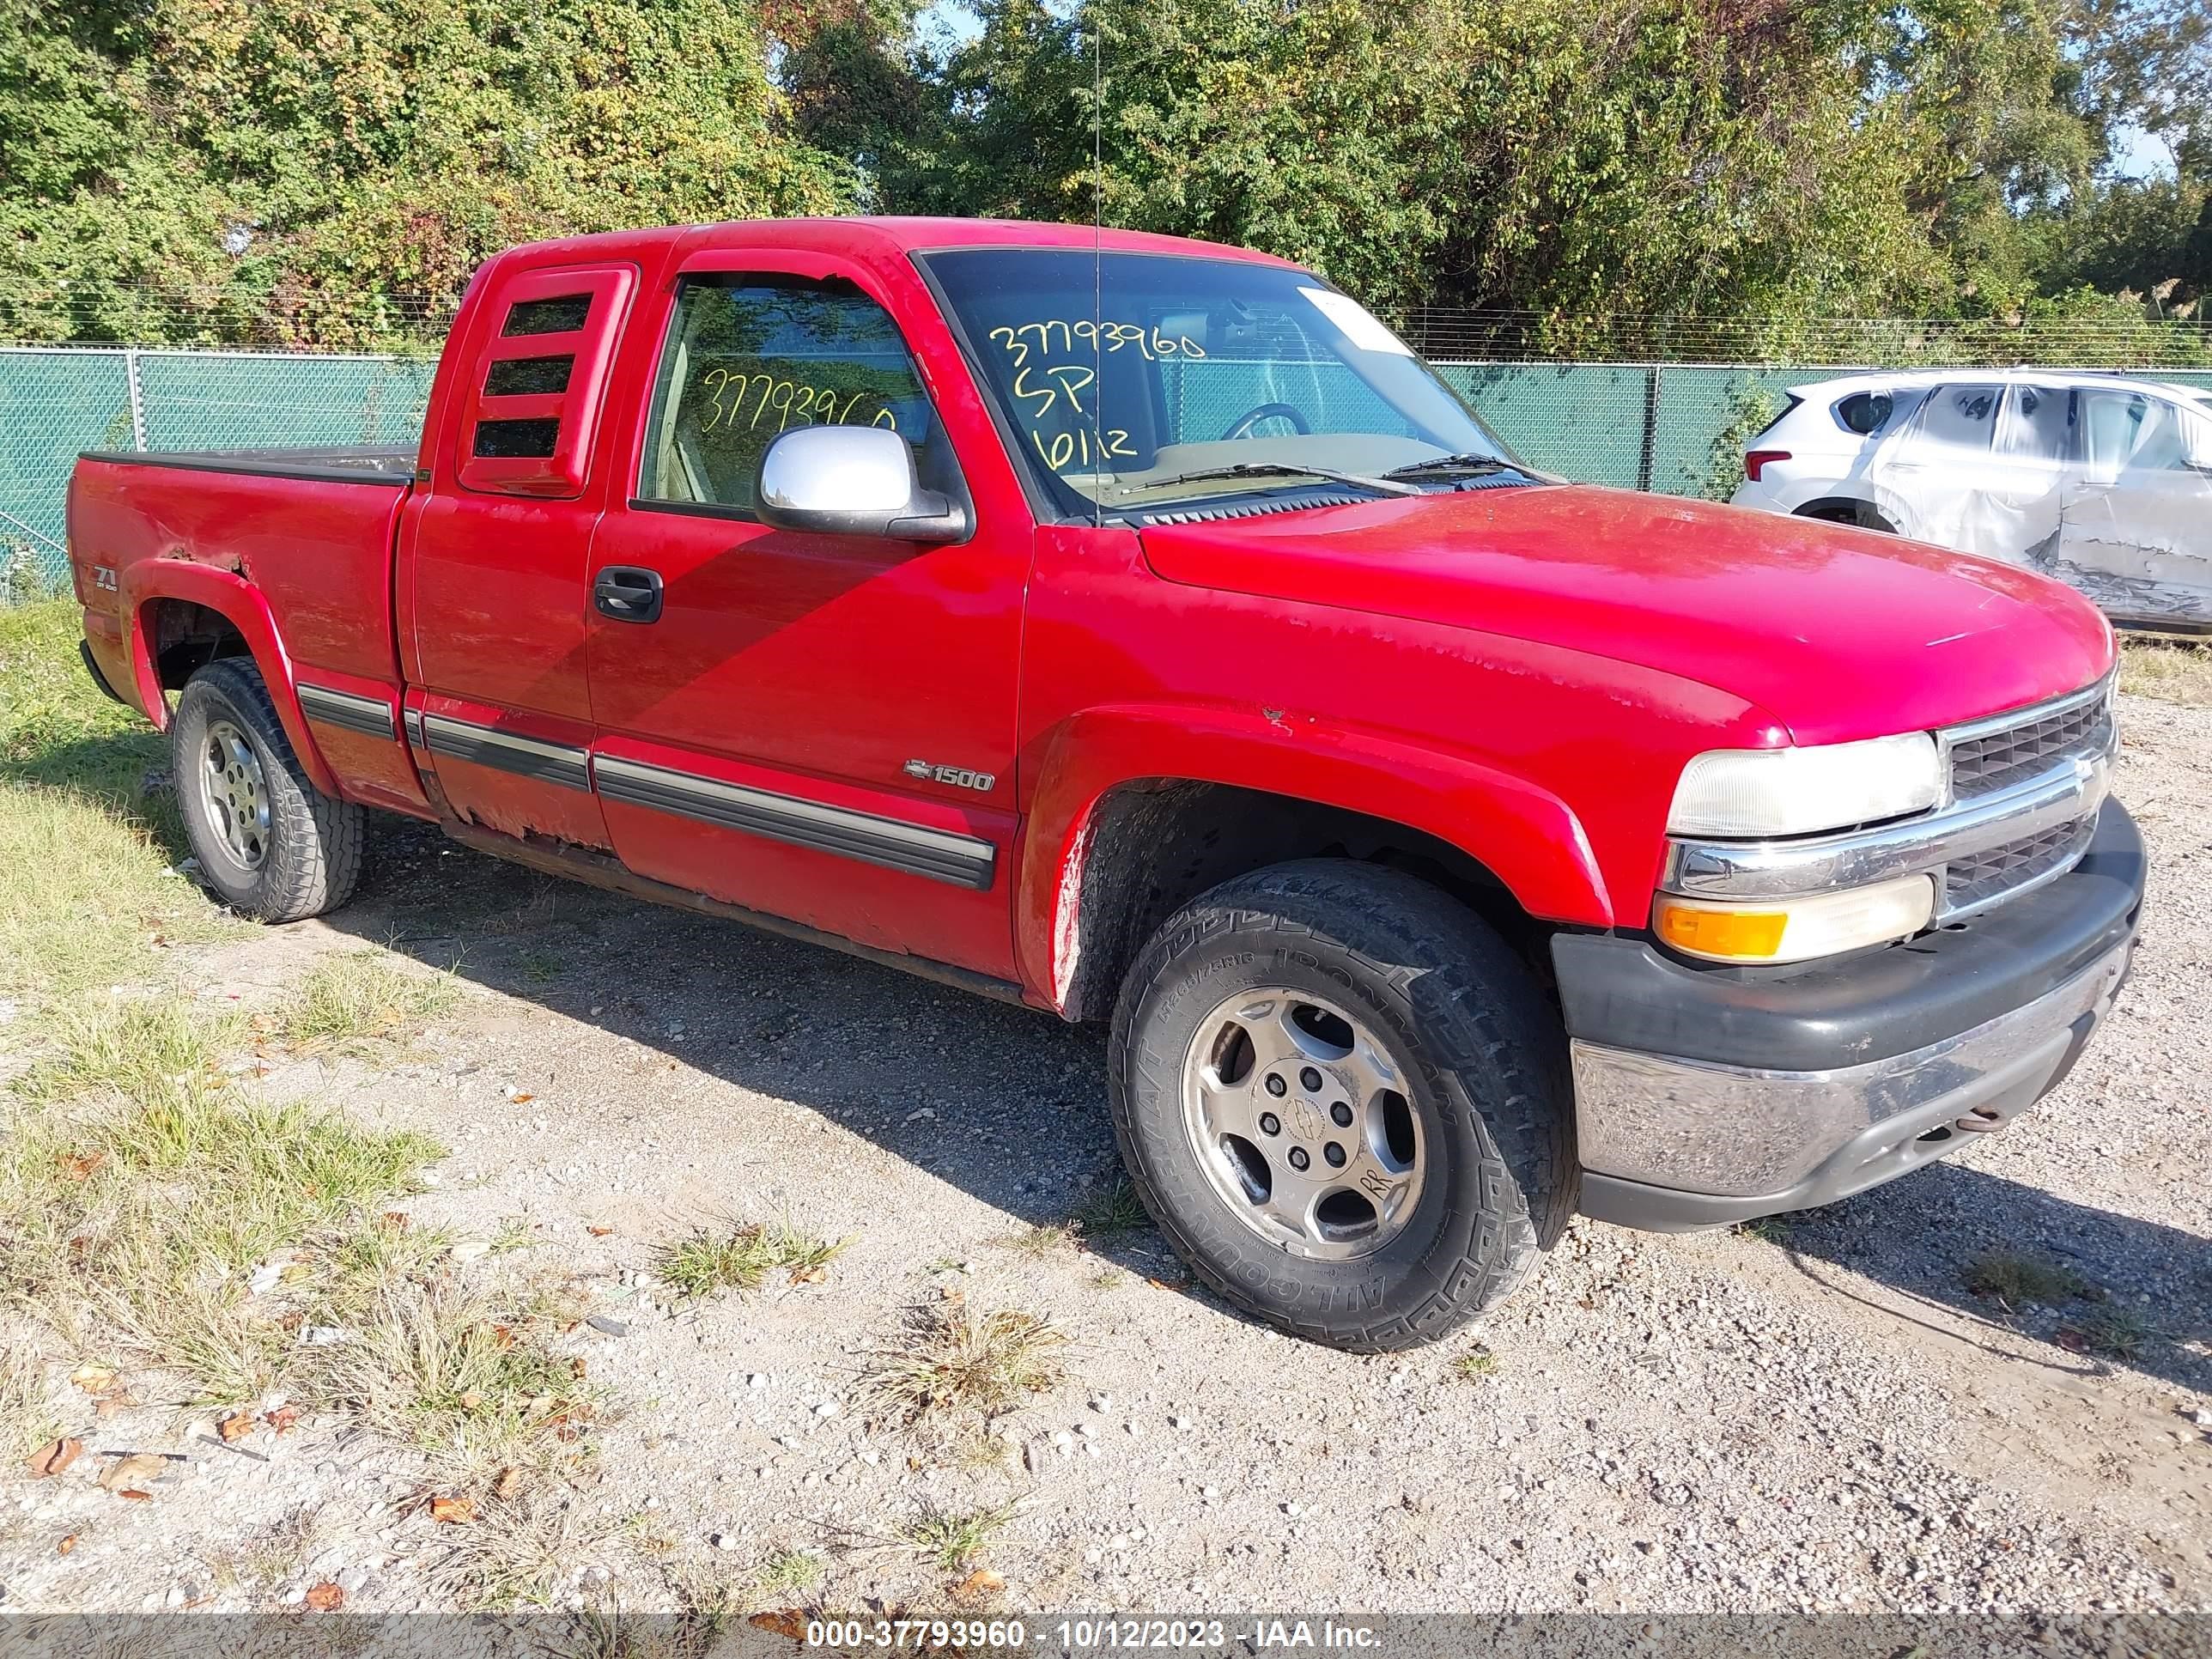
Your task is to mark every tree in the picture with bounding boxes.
[866,0,1960,322]
[0,0,856,345]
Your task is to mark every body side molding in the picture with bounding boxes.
[422,714,592,791]
[592,753,996,890]
[296,683,398,741]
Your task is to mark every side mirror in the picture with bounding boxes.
[756,426,969,544]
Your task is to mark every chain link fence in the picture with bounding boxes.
[1,346,435,599]
[8,319,2212,601]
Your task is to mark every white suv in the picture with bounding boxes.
[1729,369,2212,633]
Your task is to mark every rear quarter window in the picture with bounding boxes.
[1832,391,1894,435]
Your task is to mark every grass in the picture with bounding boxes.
[898,1498,1017,1573]
[488,1216,538,1255]
[2070,1307,2153,1360]
[860,1303,1069,1429]
[1449,1346,1499,1382]
[426,1486,617,1612]
[0,601,240,1012]
[2119,637,2212,707]
[1963,1249,2089,1309]
[1002,1221,1080,1257]
[0,599,168,800]
[310,1279,601,1488]
[756,1546,827,1598]
[206,1504,327,1593]
[1069,1179,1150,1240]
[0,1343,64,1465]
[279,951,461,1050]
[655,1221,848,1300]
[19,992,240,1106]
[514,946,564,986]
[0,602,606,1607]
[2,996,447,1403]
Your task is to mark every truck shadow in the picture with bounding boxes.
[1755,1163,2212,1394]
[326,817,1212,1287]
[327,817,2210,1382]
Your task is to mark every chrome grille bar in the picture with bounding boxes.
[1662,673,2118,920]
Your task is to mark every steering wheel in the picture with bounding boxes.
[1218,402,1311,441]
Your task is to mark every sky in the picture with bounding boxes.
[922,0,984,45]
[2112,123,2179,180]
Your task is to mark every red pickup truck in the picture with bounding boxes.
[69,217,2144,1350]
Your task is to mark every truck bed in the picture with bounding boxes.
[71,447,417,736]
[77,445,416,486]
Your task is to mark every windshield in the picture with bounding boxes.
[917,249,1523,516]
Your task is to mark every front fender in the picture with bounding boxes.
[121,560,340,797]
[1013,703,1614,1012]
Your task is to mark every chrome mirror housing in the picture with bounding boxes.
[756,426,968,543]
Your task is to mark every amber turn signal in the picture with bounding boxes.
[1653,875,1936,965]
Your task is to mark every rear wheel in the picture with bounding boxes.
[172,659,363,922]
[1108,860,1573,1351]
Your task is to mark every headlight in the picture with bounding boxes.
[1668,733,1942,838]
[1654,875,1936,964]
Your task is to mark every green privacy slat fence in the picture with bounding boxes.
[9,346,2212,601]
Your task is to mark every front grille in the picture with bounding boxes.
[1943,816,2097,915]
[1948,692,2111,801]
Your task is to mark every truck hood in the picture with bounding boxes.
[1136,485,2112,744]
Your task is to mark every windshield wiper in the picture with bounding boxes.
[1379,453,1536,481]
[1109,462,1423,500]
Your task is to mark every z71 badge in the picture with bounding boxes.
[902,759,995,792]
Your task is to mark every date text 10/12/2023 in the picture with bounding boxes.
[800,1619,1384,1650]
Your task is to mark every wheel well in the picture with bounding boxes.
[145,599,252,691]
[1794,496,1894,533]
[1059,780,1548,1023]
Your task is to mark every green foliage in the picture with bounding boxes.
[859,0,2169,326]
[2,0,2206,346]
[1705,379,1786,502]
[0,0,857,347]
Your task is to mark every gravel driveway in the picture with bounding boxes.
[7,690,2209,1623]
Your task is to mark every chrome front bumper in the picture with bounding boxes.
[1559,796,2146,1233]
[1572,938,2130,1228]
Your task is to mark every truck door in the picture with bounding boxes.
[398,260,637,848]
[581,256,1028,981]
[2060,388,2212,627]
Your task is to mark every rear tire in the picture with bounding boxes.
[172,659,363,922]
[1108,860,1573,1352]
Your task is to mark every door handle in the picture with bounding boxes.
[593,566,664,624]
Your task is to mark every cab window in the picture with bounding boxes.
[638,275,940,513]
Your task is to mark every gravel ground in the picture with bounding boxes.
[5,690,2209,1620]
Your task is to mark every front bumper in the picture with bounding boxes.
[1557,798,2145,1231]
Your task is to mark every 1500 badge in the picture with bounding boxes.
[902,759,995,792]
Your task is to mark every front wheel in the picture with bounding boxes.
[1108,860,1573,1351]
[172,659,363,922]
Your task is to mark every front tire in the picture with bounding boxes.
[1108,860,1572,1351]
[172,659,363,923]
